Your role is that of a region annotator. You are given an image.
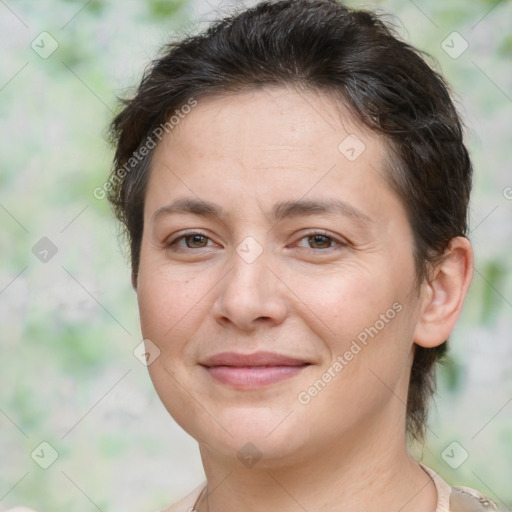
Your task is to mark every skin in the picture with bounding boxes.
[136,85,473,512]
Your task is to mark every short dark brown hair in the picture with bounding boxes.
[107,0,472,442]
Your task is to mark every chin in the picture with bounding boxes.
[190,405,314,466]
[201,429,309,469]
[149,363,343,466]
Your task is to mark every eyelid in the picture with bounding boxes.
[293,230,348,250]
[165,230,219,248]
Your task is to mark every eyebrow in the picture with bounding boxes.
[152,197,373,225]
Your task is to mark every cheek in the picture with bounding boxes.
[138,275,195,342]
[136,251,219,359]
[291,266,414,388]
[136,267,209,433]
[287,265,395,343]
[137,249,180,336]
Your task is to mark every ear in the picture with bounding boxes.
[413,237,473,348]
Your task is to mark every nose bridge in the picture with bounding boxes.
[229,233,272,300]
[213,233,287,329]
[235,234,266,267]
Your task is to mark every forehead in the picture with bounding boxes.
[164,85,381,158]
[155,86,388,169]
[147,86,396,221]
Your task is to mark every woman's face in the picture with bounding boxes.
[137,87,424,465]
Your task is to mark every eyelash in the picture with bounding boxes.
[165,230,347,252]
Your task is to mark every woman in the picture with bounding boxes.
[103,1,502,511]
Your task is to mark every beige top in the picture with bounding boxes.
[155,463,503,512]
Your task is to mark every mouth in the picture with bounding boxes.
[199,351,311,389]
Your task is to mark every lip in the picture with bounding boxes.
[200,351,311,389]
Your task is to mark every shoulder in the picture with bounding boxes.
[418,462,503,512]
[450,485,503,511]
[152,481,206,512]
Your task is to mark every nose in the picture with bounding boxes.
[211,240,288,331]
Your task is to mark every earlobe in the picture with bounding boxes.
[413,237,474,349]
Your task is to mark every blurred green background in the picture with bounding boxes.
[1,0,511,510]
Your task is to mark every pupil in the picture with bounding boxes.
[190,235,205,247]
[312,235,329,248]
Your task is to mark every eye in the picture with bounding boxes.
[166,232,215,250]
[295,231,346,251]
[165,230,346,252]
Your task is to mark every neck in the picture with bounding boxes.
[195,410,437,512]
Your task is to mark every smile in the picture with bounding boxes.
[200,351,311,389]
